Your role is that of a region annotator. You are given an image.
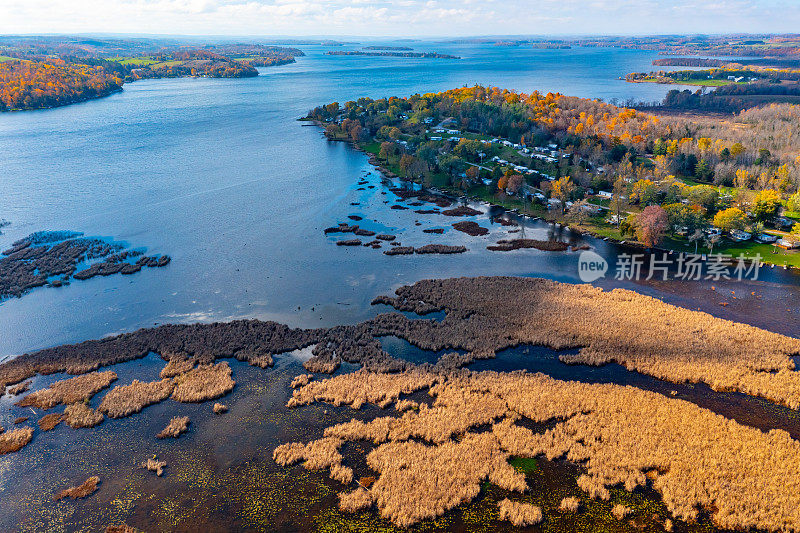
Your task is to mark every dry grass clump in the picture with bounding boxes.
[171,362,234,403]
[157,416,190,438]
[63,403,104,428]
[339,487,374,513]
[287,368,438,409]
[142,456,167,476]
[213,402,227,414]
[498,498,543,527]
[38,413,63,431]
[612,504,632,520]
[330,463,354,484]
[377,277,800,409]
[54,476,100,500]
[278,368,800,531]
[159,357,195,378]
[7,380,31,395]
[17,370,117,409]
[291,374,312,388]
[366,432,526,527]
[559,496,580,512]
[99,378,175,418]
[0,426,33,454]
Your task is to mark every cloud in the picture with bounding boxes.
[0,0,797,35]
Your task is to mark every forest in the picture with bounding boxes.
[0,37,304,111]
[0,59,123,111]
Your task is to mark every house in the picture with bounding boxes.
[548,143,558,149]
[430,136,442,141]
[581,204,601,215]
[423,117,434,124]
[729,229,751,241]
[597,191,613,199]
[706,227,722,236]
[756,233,778,243]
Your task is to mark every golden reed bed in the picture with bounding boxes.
[277,368,800,531]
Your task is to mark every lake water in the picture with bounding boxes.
[1,42,798,357]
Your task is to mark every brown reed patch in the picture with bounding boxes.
[17,371,117,409]
[291,374,312,388]
[7,380,31,395]
[498,498,543,527]
[338,487,374,513]
[487,238,568,252]
[213,402,228,414]
[559,496,580,512]
[63,403,104,428]
[0,426,33,454]
[99,378,175,418]
[14,416,28,424]
[376,277,800,409]
[142,456,167,476]
[38,413,63,431]
[278,368,800,531]
[54,476,99,500]
[171,362,234,403]
[612,504,632,520]
[157,416,189,439]
[451,221,488,236]
[159,357,195,378]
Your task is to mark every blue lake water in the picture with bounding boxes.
[1,42,798,357]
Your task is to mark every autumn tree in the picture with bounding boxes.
[551,176,574,213]
[713,207,748,232]
[751,189,782,221]
[635,205,669,247]
[506,174,524,195]
[630,179,657,206]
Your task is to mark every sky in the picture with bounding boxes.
[2,0,800,37]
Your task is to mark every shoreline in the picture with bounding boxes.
[307,120,794,270]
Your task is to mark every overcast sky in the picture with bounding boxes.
[2,0,799,36]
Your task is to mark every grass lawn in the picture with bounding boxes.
[663,235,800,267]
[111,56,159,66]
[0,55,18,62]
